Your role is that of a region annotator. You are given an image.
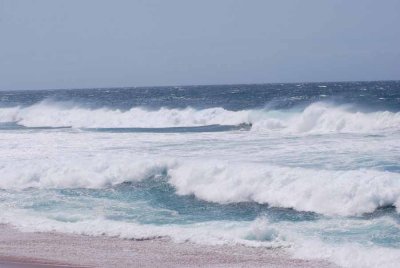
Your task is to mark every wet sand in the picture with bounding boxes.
[0,224,336,267]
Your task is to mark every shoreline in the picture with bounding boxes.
[0,224,336,268]
[0,256,83,268]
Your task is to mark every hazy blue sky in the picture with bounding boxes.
[1,0,399,90]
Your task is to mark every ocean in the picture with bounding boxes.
[0,81,399,267]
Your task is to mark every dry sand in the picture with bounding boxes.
[0,224,336,268]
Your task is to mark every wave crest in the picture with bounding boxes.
[1,158,399,216]
[0,101,249,128]
[168,161,400,216]
[252,102,400,133]
[1,101,399,134]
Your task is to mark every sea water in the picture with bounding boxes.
[0,81,399,267]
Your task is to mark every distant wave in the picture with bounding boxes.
[0,100,399,134]
[1,158,399,216]
[0,100,249,128]
[251,102,400,134]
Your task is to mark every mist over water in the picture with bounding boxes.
[1,81,400,268]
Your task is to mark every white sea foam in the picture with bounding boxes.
[1,206,399,268]
[168,161,400,216]
[292,239,400,268]
[1,92,399,268]
[283,217,400,268]
[0,158,175,189]
[1,101,399,134]
[0,101,249,128]
[251,102,400,133]
[0,207,284,248]
[1,158,399,216]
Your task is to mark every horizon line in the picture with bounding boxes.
[1,79,399,92]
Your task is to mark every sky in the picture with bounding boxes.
[0,0,399,90]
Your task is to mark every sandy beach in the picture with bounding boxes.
[0,224,336,268]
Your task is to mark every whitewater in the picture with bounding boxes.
[0,81,399,268]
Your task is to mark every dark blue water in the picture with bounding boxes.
[2,81,400,111]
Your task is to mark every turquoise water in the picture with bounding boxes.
[0,81,400,267]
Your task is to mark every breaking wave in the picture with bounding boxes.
[0,100,400,134]
[0,100,248,128]
[1,204,399,268]
[1,158,400,216]
[169,161,400,216]
[293,238,400,268]
[0,210,284,248]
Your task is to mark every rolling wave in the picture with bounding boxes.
[1,158,399,216]
[0,100,249,128]
[1,100,399,134]
[1,206,399,268]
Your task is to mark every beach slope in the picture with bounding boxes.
[0,225,336,267]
